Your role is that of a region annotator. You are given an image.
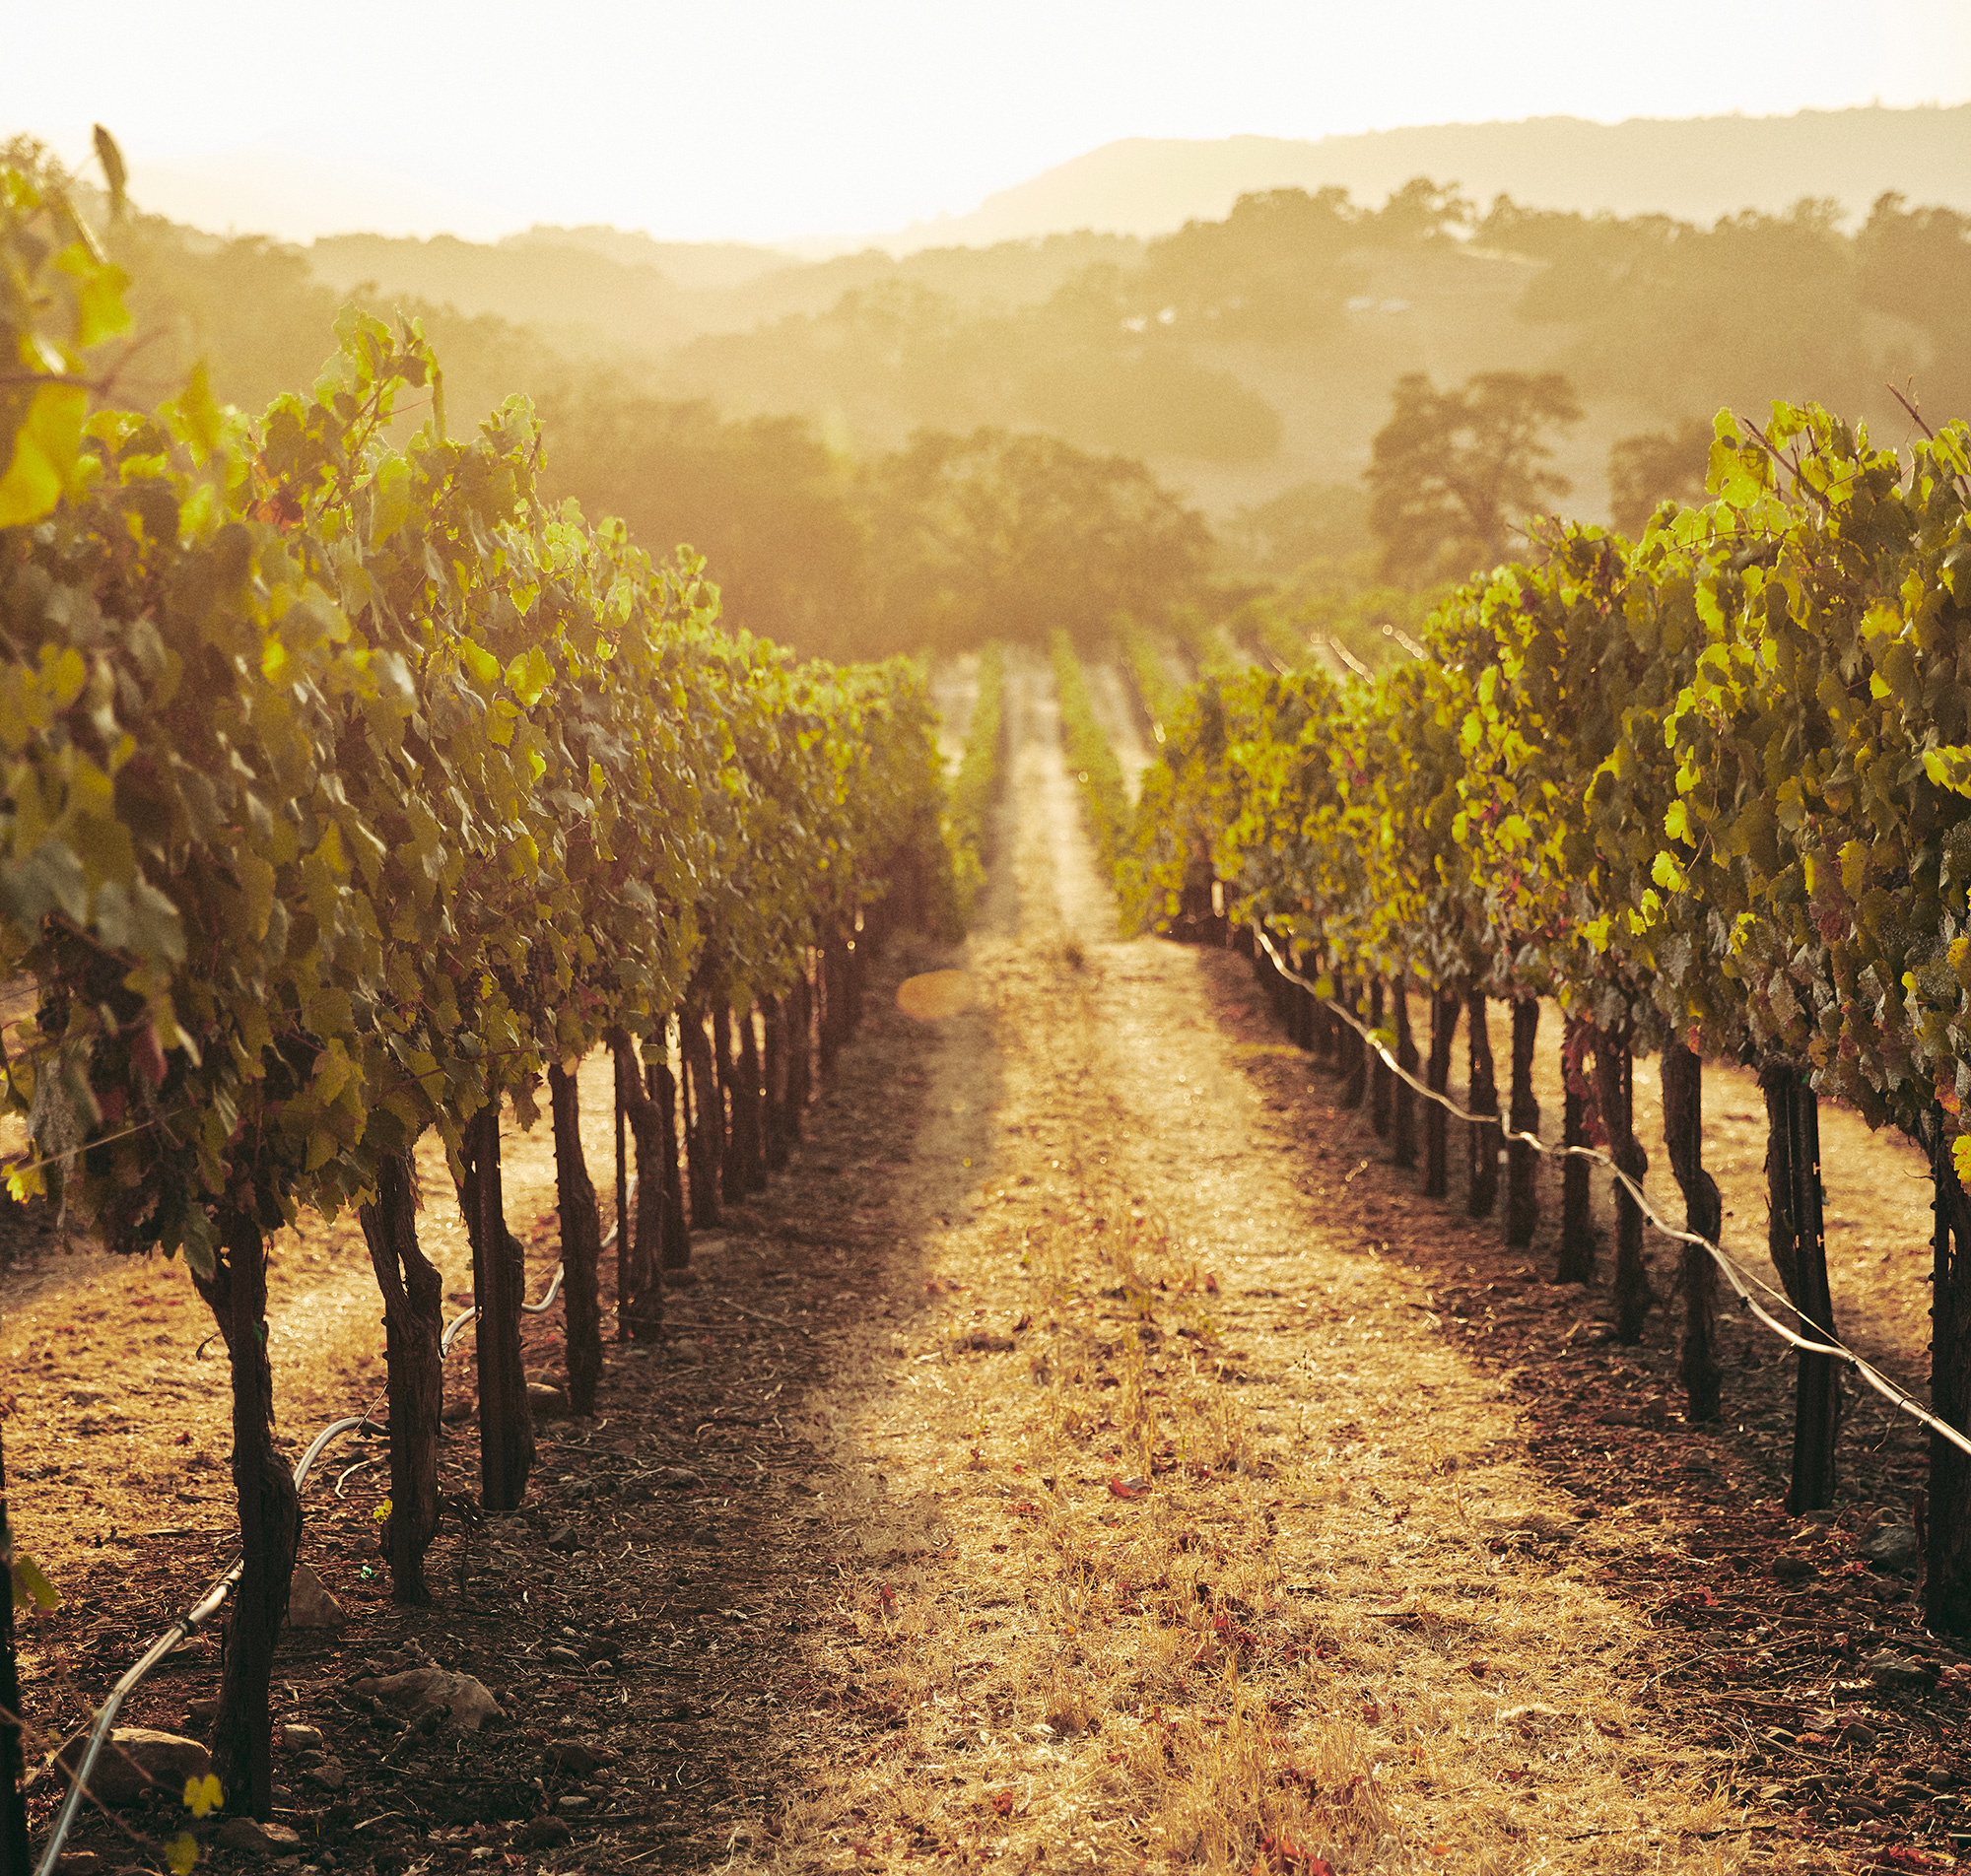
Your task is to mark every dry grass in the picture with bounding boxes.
[715,677,1844,1875]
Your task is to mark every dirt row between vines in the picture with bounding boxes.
[6,663,1970,1875]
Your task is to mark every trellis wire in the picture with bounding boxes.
[1251,919,1971,1463]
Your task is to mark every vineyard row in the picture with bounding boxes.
[1083,402,1971,1634]
[0,157,979,1840]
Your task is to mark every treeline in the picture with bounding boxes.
[1,148,952,1819]
[1129,400,1971,1631]
[19,129,1970,673]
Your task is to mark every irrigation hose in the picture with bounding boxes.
[34,1191,624,1876]
[1249,920,1971,1463]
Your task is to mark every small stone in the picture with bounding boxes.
[349,1667,504,1731]
[1864,1525,1920,1570]
[286,1564,346,1630]
[442,1396,474,1424]
[52,1726,210,1807]
[1772,1552,1817,1584]
[547,1527,583,1555]
[519,1816,574,1848]
[310,1762,348,1792]
[526,1380,571,1419]
[543,1739,617,1776]
[215,1818,303,1854]
[185,1699,220,1725]
[1837,1720,1879,1749]
[1863,1648,1933,1691]
[281,1724,323,1753]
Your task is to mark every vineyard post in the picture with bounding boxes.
[1661,1042,1722,1421]
[2,1434,29,1876]
[1762,1065,1840,1512]
[548,1061,605,1416]
[1423,986,1461,1199]
[1369,979,1392,1139]
[461,1102,535,1511]
[650,1043,691,1277]
[1466,989,1500,1220]
[1593,1030,1653,1341]
[1558,1016,1596,1284]
[357,1150,444,1601]
[1505,998,1541,1247]
[1393,976,1418,1170]
[1926,1111,1971,1634]
[191,1209,302,1817]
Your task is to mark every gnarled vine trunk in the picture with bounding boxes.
[1369,979,1391,1138]
[358,1150,443,1602]
[1505,998,1540,1247]
[1340,978,1368,1110]
[731,1004,766,1194]
[1423,986,1460,1200]
[1465,989,1499,1220]
[191,1207,302,1817]
[763,994,790,1172]
[548,1060,604,1416]
[1593,1029,1653,1343]
[1762,1062,1841,1514]
[1557,1014,1596,1284]
[786,964,812,1134]
[1661,1041,1722,1422]
[1926,1111,1971,1636]
[714,1002,742,1200]
[459,1101,534,1512]
[606,1032,664,1339]
[1393,975,1418,1171]
[679,1004,719,1232]
[652,1050,691,1272]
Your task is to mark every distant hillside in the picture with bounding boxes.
[307,228,1143,345]
[889,104,1971,249]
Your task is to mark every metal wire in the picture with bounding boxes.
[1250,919,1971,1462]
[34,1182,631,1875]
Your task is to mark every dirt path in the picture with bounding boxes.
[15,669,1967,1876]
[727,662,1815,1875]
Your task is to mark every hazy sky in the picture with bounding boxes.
[12,0,1971,243]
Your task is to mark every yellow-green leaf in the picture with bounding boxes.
[0,383,87,527]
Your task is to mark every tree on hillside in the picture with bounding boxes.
[1366,369,1582,581]
[537,383,866,653]
[859,428,1211,654]
[1224,480,1374,579]
[1607,417,1714,535]
[1857,191,1971,419]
